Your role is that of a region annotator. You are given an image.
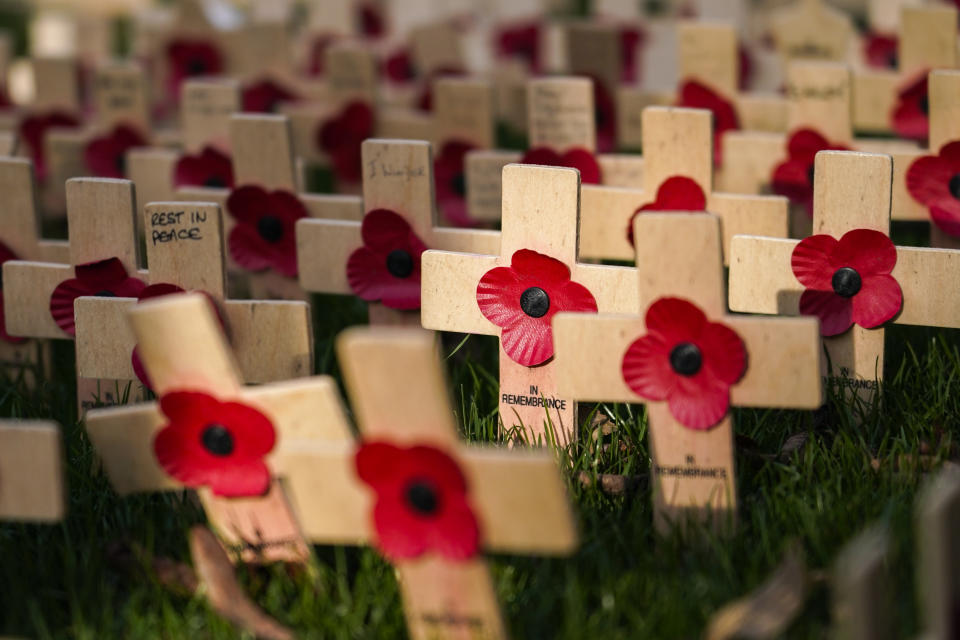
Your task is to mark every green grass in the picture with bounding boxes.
[2,282,959,638]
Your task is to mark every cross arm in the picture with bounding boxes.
[461,447,577,555]
[295,218,361,294]
[420,250,499,336]
[728,236,800,315]
[0,421,64,521]
[3,261,73,338]
[572,263,639,313]
[301,194,364,221]
[223,300,314,382]
[75,296,137,379]
[429,228,501,256]
[578,185,645,262]
[708,193,789,266]
[893,247,960,328]
[36,240,71,264]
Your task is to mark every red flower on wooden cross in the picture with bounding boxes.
[621,297,746,430]
[166,39,224,98]
[677,79,740,167]
[496,22,541,72]
[621,26,645,83]
[905,141,960,237]
[305,35,335,76]
[359,2,386,37]
[891,71,929,142]
[49,257,146,336]
[84,124,148,179]
[241,78,299,114]
[0,240,25,344]
[626,176,707,245]
[771,128,849,216]
[520,147,602,184]
[592,77,618,154]
[19,111,81,182]
[791,229,903,336]
[434,139,477,228]
[384,49,417,83]
[864,33,898,69]
[173,145,234,189]
[477,249,598,367]
[355,441,480,561]
[316,101,374,184]
[227,185,308,278]
[346,209,428,310]
[153,390,276,497]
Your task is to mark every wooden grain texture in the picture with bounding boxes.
[717,131,785,194]
[527,76,596,152]
[850,69,899,134]
[899,6,958,74]
[641,107,712,195]
[735,94,789,133]
[433,78,494,149]
[928,69,960,153]
[92,61,150,131]
[464,150,522,222]
[785,61,852,144]
[126,148,179,221]
[769,0,853,64]
[0,157,68,262]
[678,21,737,97]
[67,178,140,268]
[230,114,297,191]
[325,41,378,105]
[565,21,622,94]
[181,78,241,152]
[0,420,64,521]
[32,56,81,111]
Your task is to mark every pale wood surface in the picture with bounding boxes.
[735,94,789,133]
[915,468,960,640]
[678,21,738,97]
[32,57,81,111]
[0,158,68,262]
[597,154,645,189]
[899,6,958,74]
[832,527,891,640]
[434,78,494,149]
[230,114,297,191]
[527,76,596,152]
[325,41,379,106]
[769,0,853,64]
[641,107,712,195]
[0,421,64,521]
[93,61,150,131]
[928,69,960,152]
[565,21,622,95]
[464,150,522,222]
[126,148,179,221]
[181,78,241,152]
[786,61,852,144]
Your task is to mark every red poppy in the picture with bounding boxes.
[621,297,746,430]
[355,440,479,561]
[520,147,602,184]
[226,185,308,278]
[383,49,417,84]
[771,128,849,216]
[738,44,754,91]
[621,26,644,83]
[891,71,929,142]
[173,145,234,189]
[84,124,148,179]
[359,2,386,38]
[18,111,81,182]
[0,240,25,344]
[906,140,960,236]
[241,78,299,114]
[791,229,902,336]
[316,101,374,184]
[496,22,541,72]
[626,176,707,244]
[49,257,146,336]
[864,33,898,69]
[593,77,618,153]
[677,79,740,167]
[477,249,598,366]
[166,39,224,98]
[434,139,476,228]
[346,209,428,310]
[153,390,276,498]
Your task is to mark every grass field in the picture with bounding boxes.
[2,241,959,639]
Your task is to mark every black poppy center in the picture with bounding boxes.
[669,342,702,376]
[201,423,234,456]
[919,95,929,115]
[203,175,226,188]
[831,267,862,298]
[948,174,960,201]
[386,249,414,278]
[449,172,467,198]
[405,480,439,515]
[887,53,898,69]
[807,163,815,187]
[187,58,208,76]
[520,286,550,318]
[257,215,284,243]
[115,153,127,175]
[95,290,117,297]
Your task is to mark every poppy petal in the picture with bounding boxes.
[833,229,897,276]
[851,274,902,329]
[906,154,955,207]
[476,265,524,327]
[799,289,853,336]
[791,234,838,289]
[228,224,274,273]
[930,204,960,237]
[644,297,708,347]
[562,147,602,184]
[666,374,731,430]
[621,333,674,401]
[698,321,747,384]
[520,147,563,167]
[500,316,554,366]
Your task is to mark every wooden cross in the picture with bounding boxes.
[3,177,145,408]
[421,163,638,443]
[277,327,577,640]
[553,212,821,529]
[0,158,70,372]
[768,0,853,65]
[578,105,789,266]
[851,4,957,136]
[73,199,314,398]
[297,138,500,325]
[84,293,353,564]
[831,526,892,640]
[729,151,960,400]
[0,420,64,523]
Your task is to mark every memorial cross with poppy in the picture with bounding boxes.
[421,163,639,444]
[730,150,960,402]
[73,201,314,394]
[553,213,823,531]
[278,327,577,640]
[297,139,501,325]
[576,106,789,268]
[84,293,353,565]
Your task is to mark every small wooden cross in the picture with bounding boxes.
[768,0,854,65]
[422,163,638,443]
[297,138,500,326]
[0,420,64,523]
[831,526,892,640]
[578,106,789,266]
[729,151,960,400]
[277,327,577,640]
[553,212,821,530]
[73,199,314,397]
[915,467,960,640]
[3,177,145,408]
[84,292,353,564]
